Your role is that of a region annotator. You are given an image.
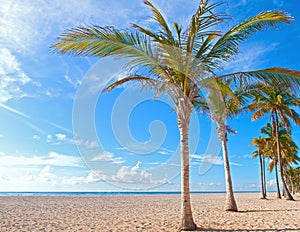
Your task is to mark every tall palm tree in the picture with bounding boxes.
[248,84,300,200]
[197,80,248,211]
[53,0,300,229]
[250,136,268,199]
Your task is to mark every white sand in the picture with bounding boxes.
[0,193,299,231]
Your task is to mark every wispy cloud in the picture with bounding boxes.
[191,154,243,167]
[0,151,83,168]
[45,121,72,133]
[64,72,81,89]
[32,135,40,140]
[0,103,30,119]
[0,0,145,54]
[222,42,279,73]
[91,151,125,164]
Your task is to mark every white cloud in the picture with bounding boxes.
[191,154,243,166]
[16,166,58,185]
[38,165,57,184]
[64,73,81,88]
[62,176,86,185]
[198,182,223,190]
[0,134,3,138]
[157,147,174,155]
[0,151,83,168]
[267,179,276,188]
[235,182,260,191]
[243,154,252,159]
[0,48,31,103]
[61,171,109,185]
[47,133,98,150]
[85,171,108,183]
[111,161,167,184]
[74,139,98,149]
[223,42,279,73]
[33,135,40,140]
[55,133,67,141]
[91,151,125,164]
[0,0,145,54]
[191,154,223,165]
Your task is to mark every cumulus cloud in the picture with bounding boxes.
[20,166,58,185]
[111,161,167,185]
[38,165,57,184]
[62,171,108,185]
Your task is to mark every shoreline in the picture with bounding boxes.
[0,190,272,196]
[0,192,299,231]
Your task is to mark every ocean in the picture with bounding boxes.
[0,191,261,196]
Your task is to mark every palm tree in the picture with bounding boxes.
[250,136,268,199]
[197,80,249,211]
[260,123,282,198]
[53,0,300,229]
[248,84,300,200]
[285,166,300,195]
[287,166,300,194]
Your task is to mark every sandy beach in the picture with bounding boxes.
[0,193,299,231]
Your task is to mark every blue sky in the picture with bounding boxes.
[0,0,299,192]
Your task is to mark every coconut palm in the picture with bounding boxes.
[287,166,300,194]
[248,84,300,200]
[259,123,282,198]
[285,166,300,195]
[250,136,268,199]
[53,0,300,229]
[196,80,249,211]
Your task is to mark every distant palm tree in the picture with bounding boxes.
[259,123,281,198]
[250,136,268,199]
[53,0,300,229]
[248,84,300,200]
[286,166,300,194]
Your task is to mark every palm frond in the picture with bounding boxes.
[252,108,270,121]
[103,75,157,93]
[205,11,292,68]
[144,1,175,45]
[218,68,300,92]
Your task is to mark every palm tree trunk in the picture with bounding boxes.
[275,162,281,199]
[217,123,237,211]
[274,112,294,201]
[259,150,266,199]
[262,156,267,197]
[177,101,196,231]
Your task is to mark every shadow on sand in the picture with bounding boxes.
[194,228,300,231]
[239,208,300,213]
